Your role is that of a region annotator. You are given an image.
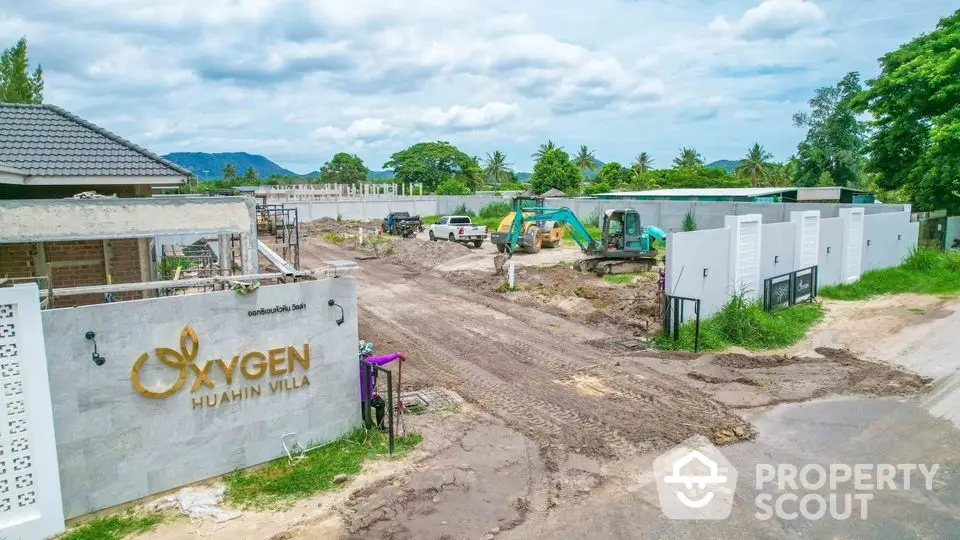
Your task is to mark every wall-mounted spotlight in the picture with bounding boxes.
[328,299,345,326]
[85,331,106,366]
[898,234,902,241]
[867,240,872,246]
[774,255,780,264]
[703,268,710,278]
[826,247,832,254]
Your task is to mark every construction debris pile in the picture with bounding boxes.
[445,264,663,335]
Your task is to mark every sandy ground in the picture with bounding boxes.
[112,232,948,540]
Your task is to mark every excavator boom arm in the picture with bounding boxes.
[503,207,598,254]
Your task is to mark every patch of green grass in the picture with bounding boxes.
[495,281,518,292]
[224,428,422,509]
[478,201,512,219]
[324,232,348,245]
[820,248,960,300]
[657,296,824,352]
[603,273,641,284]
[62,513,162,540]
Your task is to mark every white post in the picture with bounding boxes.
[358,226,364,246]
[508,260,515,288]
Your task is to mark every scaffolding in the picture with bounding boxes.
[256,204,300,270]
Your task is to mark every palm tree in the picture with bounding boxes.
[483,150,512,185]
[574,145,597,174]
[672,147,704,168]
[532,140,560,159]
[735,143,774,186]
[632,152,654,174]
[766,159,798,187]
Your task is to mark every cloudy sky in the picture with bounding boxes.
[1,0,954,173]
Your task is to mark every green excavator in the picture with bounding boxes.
[492,205,667,275]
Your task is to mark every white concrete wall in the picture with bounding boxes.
[817,217,845,287]
[287,195,909,228]
[666,228,732,319]
[667,210,917,318]
[291,198,439,221]
[760,222,796,280]
[41,278,360,518]
[862,211,919,272]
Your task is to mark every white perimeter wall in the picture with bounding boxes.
[286,195,908,229]
[667,210,917,319]
[862,211,919,272]
[41,278,360,518]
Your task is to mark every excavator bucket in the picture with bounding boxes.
[493,253,511,275]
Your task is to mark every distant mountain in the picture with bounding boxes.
[367,170,395,180]
[163,152,299,179]
[707,159,741,173]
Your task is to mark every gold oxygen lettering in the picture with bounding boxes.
[268,347,287,376]
[241,352,267,379]
[190,361,215,392]
[216,356,239,384]
[288,344,310,371]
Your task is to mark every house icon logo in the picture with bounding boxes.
[653,435,738,520]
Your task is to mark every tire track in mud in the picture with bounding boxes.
[305,242,746,454]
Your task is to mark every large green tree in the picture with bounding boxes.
[573,145,598,176]
[853,10,960,212]
[672,147,705,168]
[531,148,581,195]
[793,72,868,187]
[242,166,258,181]
[596,161,630,188]
[222,163,237,180]
[320,152,368,184]
[0,38,43,104]
[384,141,481,193]
[735,143,774,186]
[482,150,512,185]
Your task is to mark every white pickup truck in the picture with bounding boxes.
[428,216,487,248]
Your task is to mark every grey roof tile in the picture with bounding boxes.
[0,103,191,179]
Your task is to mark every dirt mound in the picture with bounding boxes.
[301,218,380,237]
[444,264,662,335]
[385,237,471,271]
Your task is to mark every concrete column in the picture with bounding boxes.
[137,238,153,298]
[218,234,232,276]
[239,233,257,275]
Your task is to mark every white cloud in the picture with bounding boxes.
[5,0,954,172]
[419,102,521,130]
[312,118,398,142]
[710,0,827,40]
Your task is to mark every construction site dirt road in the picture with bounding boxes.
[295,235,932,539]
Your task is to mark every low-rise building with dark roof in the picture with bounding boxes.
[0,103,191,199]
[0,103,200,306]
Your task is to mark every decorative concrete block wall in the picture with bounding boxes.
[0,284,65,539]
[839,208,866,283]
[724,214,763,300]
[41,278,360,518]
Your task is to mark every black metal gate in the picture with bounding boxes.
[763,266,818,311]
[661,295,702,352]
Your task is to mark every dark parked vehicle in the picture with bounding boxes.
[383,212,424,238]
